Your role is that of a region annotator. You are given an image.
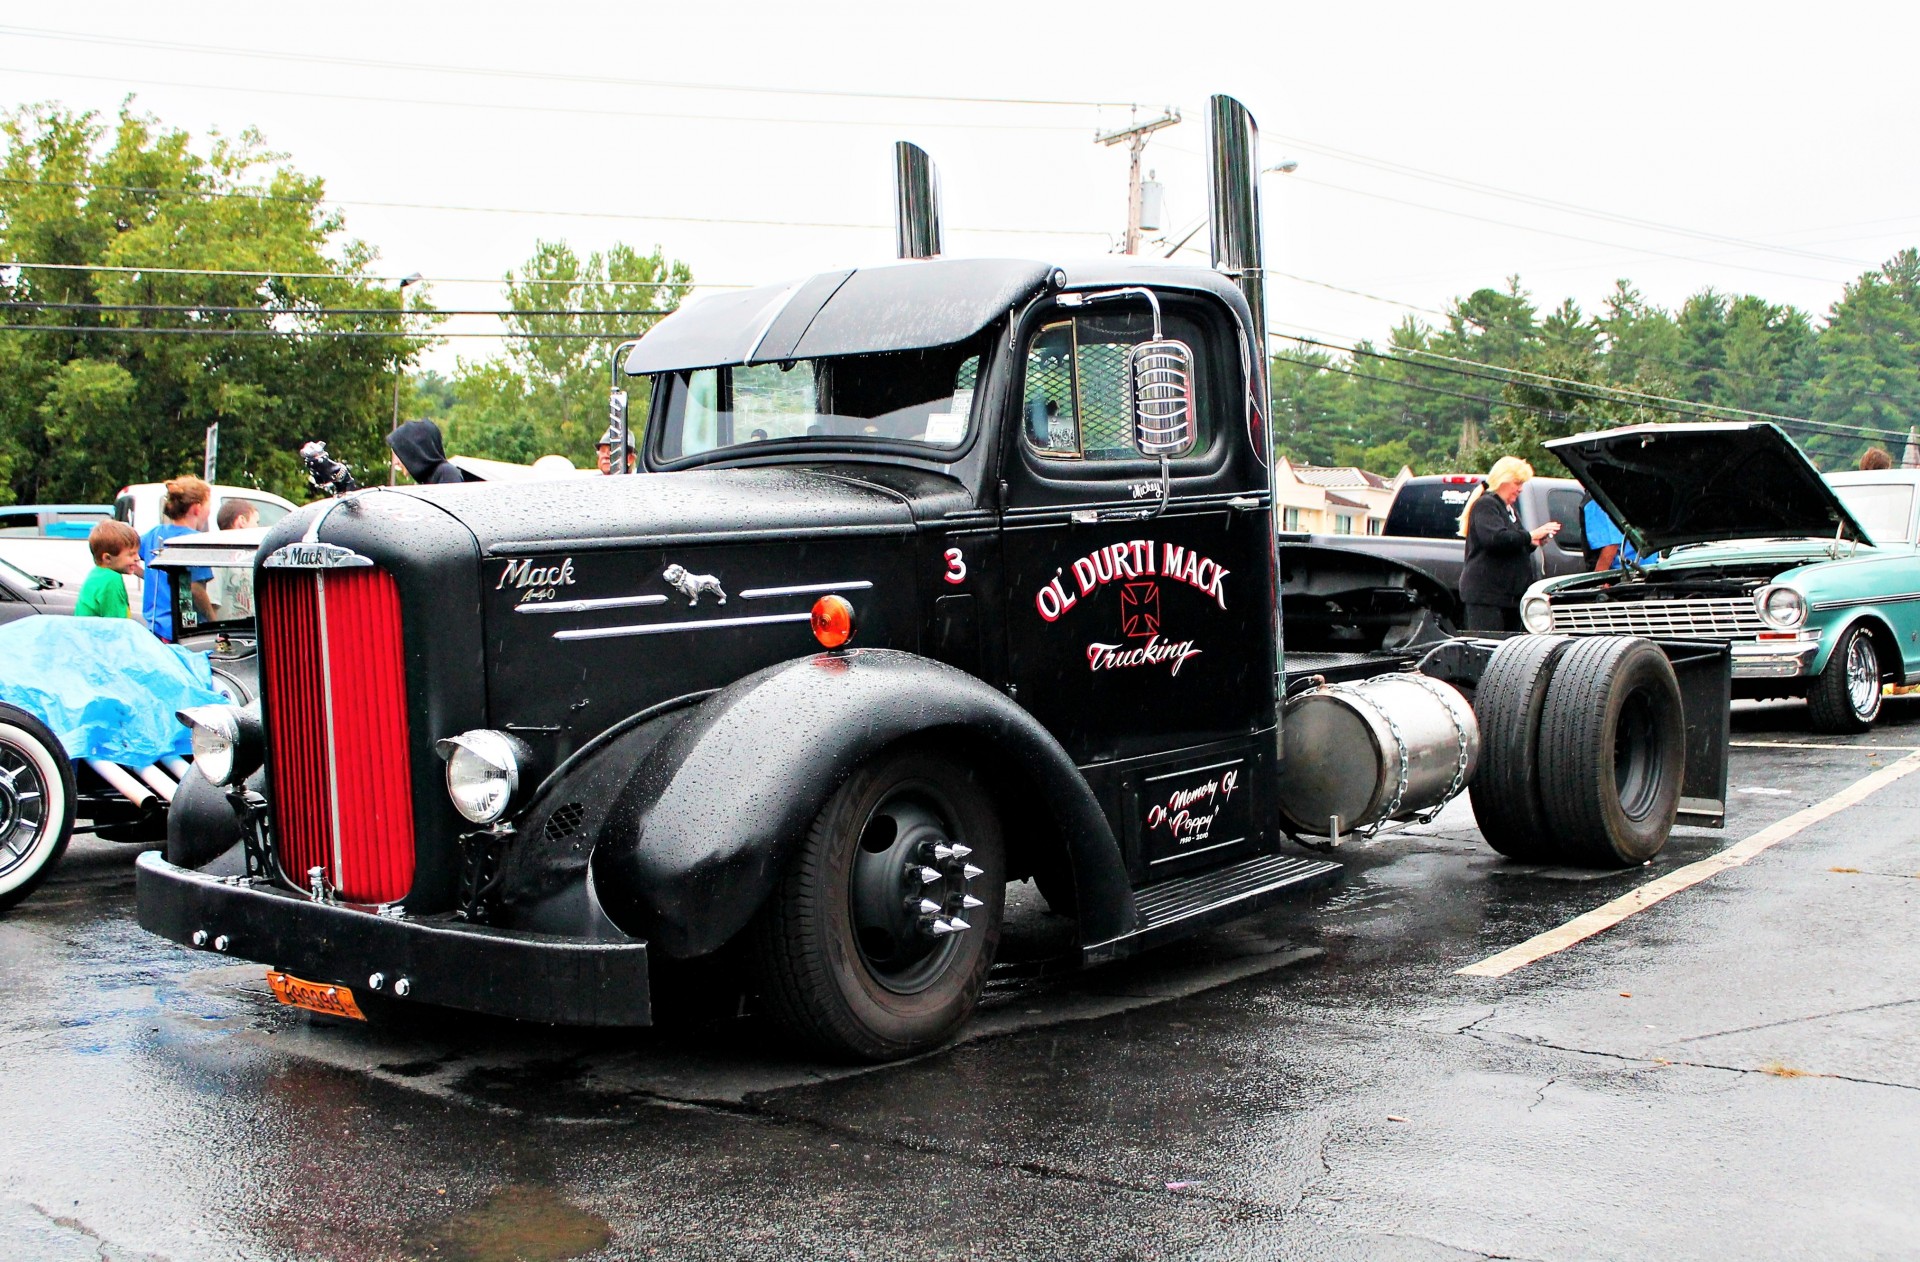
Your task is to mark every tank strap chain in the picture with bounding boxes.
[1395,672,1473,825]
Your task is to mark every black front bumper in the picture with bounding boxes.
[135,852,652,1026]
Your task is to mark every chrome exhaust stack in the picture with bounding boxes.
[1206,92,1267,417]
[893,141,943,260]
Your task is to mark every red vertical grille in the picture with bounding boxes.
[260,567,416,904]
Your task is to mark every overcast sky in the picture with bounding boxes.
[7,2,1918,372]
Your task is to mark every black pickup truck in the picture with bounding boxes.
[135,96,1730,1062]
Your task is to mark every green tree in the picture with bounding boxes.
[1807,249,1920,470]
[441,240,691,466]
[0,102,433,504]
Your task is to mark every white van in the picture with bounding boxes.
[113,483,300,536]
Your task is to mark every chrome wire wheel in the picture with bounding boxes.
[0,710,75,912]
[0,744,50,881]
[1847,632,1881,719]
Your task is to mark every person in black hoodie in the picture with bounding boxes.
[1457,456,1560,632]
[386,419,465,485]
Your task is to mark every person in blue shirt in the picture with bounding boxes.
[1581,496,1654,570]
[139,476,215,640]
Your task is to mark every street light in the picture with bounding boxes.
[1161,160,1299,259]
[1262,159,1300,175]
[389,273,422,484]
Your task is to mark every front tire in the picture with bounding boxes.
[0,704,76,913]
[1808,625,1882,734]
[751,746,1005,1062]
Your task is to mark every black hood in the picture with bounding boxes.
[1546,422,1868,552]
[383,464,935,555]
[387,419,459,484]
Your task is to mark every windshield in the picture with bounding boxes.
[1385,481,1478,538]
[651,341,983,464]
[172,559,256,633]
[0,553,47,590]
[1833,482,1914,545]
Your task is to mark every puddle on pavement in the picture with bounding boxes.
[412,1184,611,1262]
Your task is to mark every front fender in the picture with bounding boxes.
[590,648,1134,958]
[1807,610,1905,682]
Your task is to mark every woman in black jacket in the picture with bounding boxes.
[1458,456,1561,632]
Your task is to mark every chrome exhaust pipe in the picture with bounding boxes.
[134,764,177,804]
[1207,93,1267,401]
[86,759,156,809]
[893,141,942,260]
[160,756,191,779]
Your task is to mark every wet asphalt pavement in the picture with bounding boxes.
[3,699,1918,1261]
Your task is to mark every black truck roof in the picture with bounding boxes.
[624,257,1253,375]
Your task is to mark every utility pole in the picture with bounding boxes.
[1096,108,1181,254]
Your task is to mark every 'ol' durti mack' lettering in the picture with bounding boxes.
[1034,540,1229,621]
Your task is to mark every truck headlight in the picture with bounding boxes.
[1521,594,1554,634]
[177,704,264,787]
[1756,585,1807,631]
[434,730,532,824]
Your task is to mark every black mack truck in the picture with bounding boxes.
[136,96,1730,1061]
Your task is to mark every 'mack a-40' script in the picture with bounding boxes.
[1033,540,1229,622]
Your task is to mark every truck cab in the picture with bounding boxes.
[135,96,1727,1062]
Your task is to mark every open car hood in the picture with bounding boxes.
[1545,422,1867,553]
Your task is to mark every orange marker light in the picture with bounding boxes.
[811,594,856,649]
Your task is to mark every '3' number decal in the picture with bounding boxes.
[943,547,967,585]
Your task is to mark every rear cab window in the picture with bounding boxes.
[1385,480,1478,538]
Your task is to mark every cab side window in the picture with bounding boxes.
[1021,308,1208,462]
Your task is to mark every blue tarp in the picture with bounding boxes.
[0,617,224,767]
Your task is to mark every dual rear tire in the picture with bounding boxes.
[1472,635,1685,868]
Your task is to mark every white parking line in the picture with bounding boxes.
[1457,749,1920,979]
[1731,740,1920,752]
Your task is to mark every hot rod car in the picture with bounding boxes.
[134,97,1731,1061]
[1523,423,1920,732]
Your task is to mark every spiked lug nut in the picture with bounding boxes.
[933,843,972,862]
[915,898,943,915]
[930,916,971,936]
[962,894,984,909]
[962,863,984,880]
[915,865,944,885]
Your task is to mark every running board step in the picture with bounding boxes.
[1081,853,1343,964]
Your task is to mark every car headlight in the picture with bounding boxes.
[177,703,264,787]
[433,730,533,825]
[1756,585,1808,631]
[1521,594,1554,634]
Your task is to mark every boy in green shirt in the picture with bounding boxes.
[75,520,144,619]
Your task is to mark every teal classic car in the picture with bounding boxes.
[1521,422,1920,732]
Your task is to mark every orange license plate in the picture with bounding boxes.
[266,970,366,1020]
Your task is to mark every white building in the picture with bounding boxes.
[1274,459,1412,535]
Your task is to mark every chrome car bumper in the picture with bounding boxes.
[1730,637,1820,679]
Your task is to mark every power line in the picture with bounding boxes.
[1271,331,1915,443]
[3,260,732,288]
[1267,133,1875,269]
[3,300,672,317]
[1288,174,1846,285]
[0,323,631,340]
[0,24,1143,110]
[0,64,1098,134]
[0,175,1103,237]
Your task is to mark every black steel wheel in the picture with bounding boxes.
[1469,634,1571,861]
[1536,636,1685,867]
[0,703,76,913]
[751,745,1005,1062]
[1808,625,1882,734]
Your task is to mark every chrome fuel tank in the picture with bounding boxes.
[1277,673,1479,837]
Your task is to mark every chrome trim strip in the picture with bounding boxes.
[315,572,345,886]
[264,541,374,570]
[553,612,812,641]
[1150,835,1249,866]
[514,594,668,616]
[1811,592,1920,612]
[739,580,874,600]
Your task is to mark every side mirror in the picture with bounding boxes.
[1128,339,1197,458]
